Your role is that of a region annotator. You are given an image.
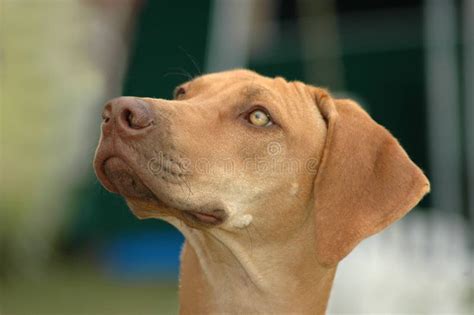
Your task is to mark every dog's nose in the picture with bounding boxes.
[101,97,155,136]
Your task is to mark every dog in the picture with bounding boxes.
[93,69,429,314]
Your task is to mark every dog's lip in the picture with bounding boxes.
[183,209,227,226]
[95,156,120,193]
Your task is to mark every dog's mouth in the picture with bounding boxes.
[182,209,226,225]
[97,156,226,227]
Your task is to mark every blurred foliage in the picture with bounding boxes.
[1,0,105,275]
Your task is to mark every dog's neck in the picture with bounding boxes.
[166,216,337,314]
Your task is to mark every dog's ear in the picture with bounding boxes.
[310,87,430,266]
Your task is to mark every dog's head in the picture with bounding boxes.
[94,69,429,266]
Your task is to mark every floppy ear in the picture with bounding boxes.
[311,88,430,266]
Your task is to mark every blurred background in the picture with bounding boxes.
[1,0,473,314]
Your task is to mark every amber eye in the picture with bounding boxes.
[248,109,272,127]
[174,87,186,99]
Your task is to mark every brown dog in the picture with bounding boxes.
[94,69,429,314]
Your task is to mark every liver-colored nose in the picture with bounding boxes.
[101,97,155,136]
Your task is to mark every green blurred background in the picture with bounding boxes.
[1,0,473,314]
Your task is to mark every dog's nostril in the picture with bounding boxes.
[122,109,135,129]
[101,103,112,123]
[101,97,154,134]
[122,108,149,129]
[119,105,154,130]
[102,113,110,123]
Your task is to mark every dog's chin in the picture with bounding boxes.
[102,157,155,199]
[100,157,226,228]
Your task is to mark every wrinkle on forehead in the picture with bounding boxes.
[239,84,281,104]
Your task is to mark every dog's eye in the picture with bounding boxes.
[174,87,186,99]
[248,109,273,127]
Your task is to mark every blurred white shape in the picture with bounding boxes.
[205,0,253,72]
[424,0,463,214]
[328,210,473,313]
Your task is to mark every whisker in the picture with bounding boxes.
[163,70,193,81]
[178,46,202,76]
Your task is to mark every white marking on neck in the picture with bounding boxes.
[231,214,253,228]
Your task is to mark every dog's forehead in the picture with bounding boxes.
[188,70,309,103]
[198,69,266,83]
[187,69,271,92]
